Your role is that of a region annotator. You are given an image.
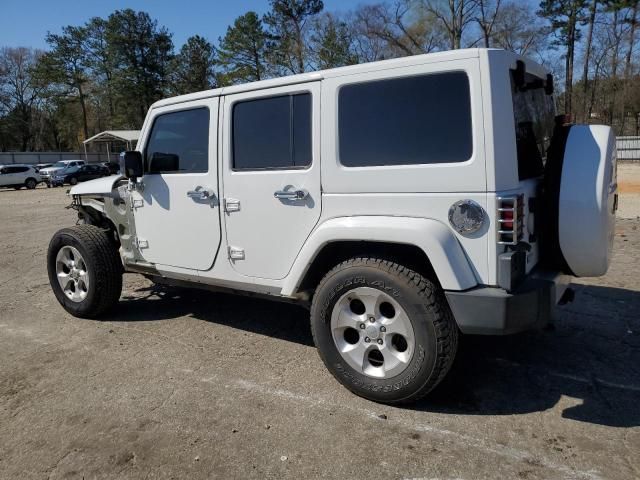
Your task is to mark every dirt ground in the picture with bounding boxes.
[0,171,639,480]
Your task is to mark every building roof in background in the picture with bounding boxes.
[83,130,140,144]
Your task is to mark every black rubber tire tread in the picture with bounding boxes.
[310,256,458,404]
[47,225,122,318]
[25,178,37,189]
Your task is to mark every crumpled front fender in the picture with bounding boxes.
[69,174,124,196]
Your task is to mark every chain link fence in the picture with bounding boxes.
[0,152,114,165]
[617,136,640,162]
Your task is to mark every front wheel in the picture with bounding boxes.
[25,178,37,189]
[47,225,122,318]
[69,177,78,185]
[311,257,458,404]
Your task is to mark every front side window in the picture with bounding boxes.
[145,108,209,174]
[338,71,473,167]
[232,93,311,170]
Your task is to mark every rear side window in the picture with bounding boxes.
[5,166,29,173]
[145,108,209,174]
[338,72,473,167]
[232,93,311,170]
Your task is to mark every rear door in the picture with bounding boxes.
[131,98,222,271]
[221,82,321,279]
[0,167,10,186]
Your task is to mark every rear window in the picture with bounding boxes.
[511,72,556,180]
[338,71,473,167]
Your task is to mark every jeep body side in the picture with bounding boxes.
[47,48,617,403]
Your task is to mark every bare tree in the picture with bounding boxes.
[474,0,502,47]
[491,2,548,56]
[581,0,599,122]
[621,0,639,131]
[424,0,478,49]
[350,1,445,60]
[0,47,44,150]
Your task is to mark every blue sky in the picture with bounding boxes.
[0,0,366,50]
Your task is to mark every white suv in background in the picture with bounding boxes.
[39,160,86,185]
[0,164,41,189]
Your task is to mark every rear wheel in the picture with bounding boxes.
[310,257,458,404]
[25,178,37,189]
[47,225,122,318]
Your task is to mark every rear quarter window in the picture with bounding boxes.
[338,71,473,167]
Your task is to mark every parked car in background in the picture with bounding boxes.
[34,163,54,173]
[39,160,86,186]
[50,163,109,186]
[0,164,41,189]
[101,161,120,175]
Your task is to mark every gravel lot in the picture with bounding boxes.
[0,173,638,480]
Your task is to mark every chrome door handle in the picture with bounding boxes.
[187,187,215,200]
[274,188,308,200]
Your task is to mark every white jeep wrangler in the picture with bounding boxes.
[47,49,617,404]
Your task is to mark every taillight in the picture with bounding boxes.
[497,195,524,245]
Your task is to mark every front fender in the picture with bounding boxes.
[281,216,478,295]
[69,174,124,196]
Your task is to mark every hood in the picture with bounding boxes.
[40,166,64,174]
[69,174,124,196]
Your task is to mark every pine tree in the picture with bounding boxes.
[264,0,324,74]
[171,35,216,94]
[539,0,589,115]
[217,12,270,84]
[310,13,358,69]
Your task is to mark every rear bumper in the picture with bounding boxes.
[445,270,571,335]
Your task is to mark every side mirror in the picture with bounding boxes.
[121,151,143,179]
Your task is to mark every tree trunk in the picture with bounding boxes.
[581,0,598,122]
[77,82,89,142]
[610,9,622,127]
[294,20,305,73]
[620,1,638,133]
[564,5,577,115]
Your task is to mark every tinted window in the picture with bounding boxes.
[511,72,556,180]
[233,93,311,170]
[145,108,209,174]
[5,166,29,173]
[338,72,472,167]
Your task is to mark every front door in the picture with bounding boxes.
[222,83,321,280]
[131,98,221,271]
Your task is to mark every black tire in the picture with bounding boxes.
[69,177,78,185]
[310,257,458,404]
[13,186,21,190]
[47,225,122,318]
[25,178,37,189]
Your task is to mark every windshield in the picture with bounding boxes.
[52,162,68,168]
[511,72,556,180]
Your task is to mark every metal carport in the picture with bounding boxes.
[83,130,140,163]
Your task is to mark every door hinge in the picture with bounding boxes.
[135,238,149,250]
[228,246,245,260]
[224,198,241,213]
[131,198,144,210]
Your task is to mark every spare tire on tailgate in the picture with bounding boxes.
[543,123,617,277]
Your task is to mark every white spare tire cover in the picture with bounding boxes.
[558,125,617,277]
